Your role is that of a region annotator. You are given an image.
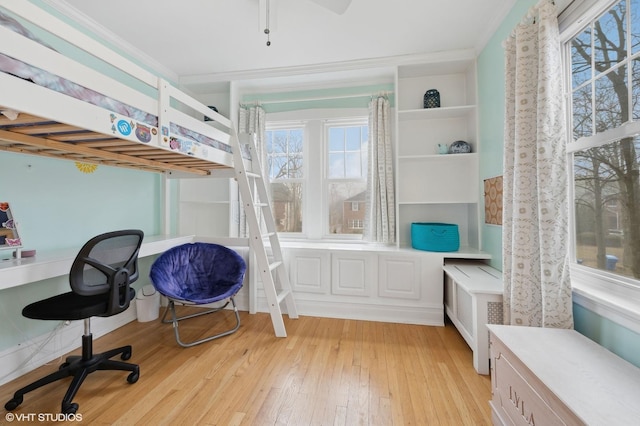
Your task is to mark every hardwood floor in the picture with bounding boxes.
[0,309,492,425]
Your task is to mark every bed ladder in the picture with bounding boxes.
[230,129,298,337]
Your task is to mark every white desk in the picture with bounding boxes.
[0,234,195,291]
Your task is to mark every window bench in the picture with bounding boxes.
[248,242,492,326]
[443,260,503,375]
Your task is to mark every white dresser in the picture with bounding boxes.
[489,324,640,425]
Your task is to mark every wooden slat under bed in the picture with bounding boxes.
[0,111,231,176]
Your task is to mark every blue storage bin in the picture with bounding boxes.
[411,223,460,252]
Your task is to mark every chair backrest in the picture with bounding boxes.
[150,242,246,303]
[69,229,144,314]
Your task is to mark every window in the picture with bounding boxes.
[265,126,304,233]
[567,0,640,284]
[348,219,364,229]
[265,112,368,240]
[326,122,368,236]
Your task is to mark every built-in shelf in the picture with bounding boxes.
[398,105,476,121]
[398,152,477,160]
[395,57,479,249]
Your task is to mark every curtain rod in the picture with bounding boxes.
[241,91,393,106]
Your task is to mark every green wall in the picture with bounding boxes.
[478,1,640,368]
[0,152,161,349]
[574,305,640,366]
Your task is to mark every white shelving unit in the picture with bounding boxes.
[395,56,480,250]
[178,177,234,238]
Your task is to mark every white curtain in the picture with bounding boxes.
[365,96,395,244]
[238,105,266,238]
[502,0,573,328]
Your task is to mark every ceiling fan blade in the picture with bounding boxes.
[308,0,352,14]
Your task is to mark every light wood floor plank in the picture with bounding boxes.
[0,311,491,425]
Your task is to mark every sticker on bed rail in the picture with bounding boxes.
[169,137,180,151]
[116,120,133,136]
[135,124,152,143]
[169,137,208,159]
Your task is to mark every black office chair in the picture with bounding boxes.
[4,229,144,415]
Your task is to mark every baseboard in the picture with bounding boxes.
[0,304,137,387]
[252,297,444,326]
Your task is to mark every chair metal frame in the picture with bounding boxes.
[160,297,241,347]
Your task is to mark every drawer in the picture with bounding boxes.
[492,351,566,426]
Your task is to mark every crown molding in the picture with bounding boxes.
[179,49,477,87]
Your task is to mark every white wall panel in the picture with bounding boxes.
[331,252,375,297]
[378,255,421,299]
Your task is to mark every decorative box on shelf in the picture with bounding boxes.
[411,222,459,252]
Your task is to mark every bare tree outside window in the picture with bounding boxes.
[266,128,304,233]
[570,0,640,279]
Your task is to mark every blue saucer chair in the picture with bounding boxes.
[149,242,246,347]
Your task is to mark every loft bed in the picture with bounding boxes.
[0,2,244,177]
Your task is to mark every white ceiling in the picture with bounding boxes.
[58,0,520,85]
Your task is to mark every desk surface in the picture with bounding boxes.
[0,234,195,291]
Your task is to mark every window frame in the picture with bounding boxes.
[264,108,369,242]
[264,121,307,238]
[323,117,369,240]
[562,0,640,333]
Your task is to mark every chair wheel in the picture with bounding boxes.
[62,402,78,414]
[127,372,139,383]
[5,396,22,411]
[121,350,132,361]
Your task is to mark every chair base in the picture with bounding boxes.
[4,326,139,414]
[161,297,241,348]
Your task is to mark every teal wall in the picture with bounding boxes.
[574,305,640,366]
[0,152,161,349]
[478,1,640,368]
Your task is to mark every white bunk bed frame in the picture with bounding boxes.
[0,1,234,176]
[0,1,298,337]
